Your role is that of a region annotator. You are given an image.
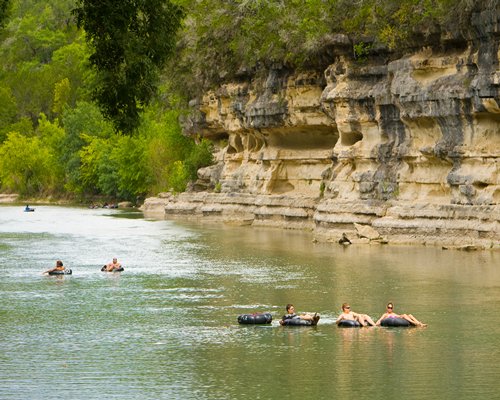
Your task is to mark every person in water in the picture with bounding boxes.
[44,260,65,274]
[105,257,122,271]
[375,302,427,327]
[336,303,376,327]
[280,304,320,325]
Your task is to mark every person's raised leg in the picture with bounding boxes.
[401,314,426,327]
[355,315,367,327]
[363,314,377,326]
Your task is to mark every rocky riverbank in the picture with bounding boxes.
[0,194,19,203]
[142,193,498,250]
[0,194,134,209]
[144,6,499,250]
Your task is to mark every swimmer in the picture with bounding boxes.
[280,304,320,326]
[336,303,376,327]
[104,257,122,272]
[43,260,65,275]
[376,302,427,327]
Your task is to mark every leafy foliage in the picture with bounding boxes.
[0,86,18,142]
[0,0,493,203]
[141,110,212,194]
[73,0,185,133]
[0,0,87,126]
[0,115,65,196]
[0,0,11,28]
[171,0,491,96]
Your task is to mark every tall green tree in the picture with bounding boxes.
[0,86,17,142]
[0,127,61,196]
[73,0,185,133]
[0,0,10,28]
[60,101,114,194]
[0,1,87,125]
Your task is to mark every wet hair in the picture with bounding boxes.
[56,260,63,267]
[387,302,394,308]
[286,303,294,313]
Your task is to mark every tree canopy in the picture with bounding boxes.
[170,0,492,97]
[72,0,185,133]
[0,0,212,202]
[0,0,495,202]
[0,0,10,28]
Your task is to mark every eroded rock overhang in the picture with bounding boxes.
[148,15,499,249]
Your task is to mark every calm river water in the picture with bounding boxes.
[0,205,499,399]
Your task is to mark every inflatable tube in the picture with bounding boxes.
[48,269,72,276]
[24,208,35,212]
[337,320,361,328]
[101,265,124,272]
[380,317,411,327]
[280,317,318,326]
[238,312,273,325]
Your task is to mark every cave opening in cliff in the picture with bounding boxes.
[340,130,363,146]
[264,126,339,150]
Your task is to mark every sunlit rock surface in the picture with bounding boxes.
[145,12,499,249]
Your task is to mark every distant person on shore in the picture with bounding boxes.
[103,257,122,272]
[44,260,65,275]
[376,302,427,327]
[280,304,320,325]
[336,303,376,327]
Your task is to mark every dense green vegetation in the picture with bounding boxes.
[173,0,490,95]
[0,0,493,202]
[73,0,184,133]
[0,0,211,202]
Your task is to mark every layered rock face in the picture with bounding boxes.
[145,9,499,249]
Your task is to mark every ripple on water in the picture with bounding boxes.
[1,206,500,400]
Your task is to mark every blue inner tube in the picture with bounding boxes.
[380,317,411,327]
[48,269,72,276]
[238,312,273,324]
[337,319,361,328]
[281,317,314,326]
[101,266,124,272]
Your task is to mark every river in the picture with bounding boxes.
[0,205,499,399]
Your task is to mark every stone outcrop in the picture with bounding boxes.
[144,9,499,249]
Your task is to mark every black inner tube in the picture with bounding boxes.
[238,313,273,324]
[380,317,411,327]
[337,319,361,328]
[48,269,72,275]
[281,317,313,326]
[101,266,124,272]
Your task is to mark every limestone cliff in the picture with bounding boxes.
[144,8,499,249]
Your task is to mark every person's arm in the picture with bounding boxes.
[336,313,345,325]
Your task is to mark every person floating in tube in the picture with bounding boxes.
[102,257,122,272]
[376,302,427,327]
[44,260,65,275]
[336,303,377,327]
[280,303,320,325]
